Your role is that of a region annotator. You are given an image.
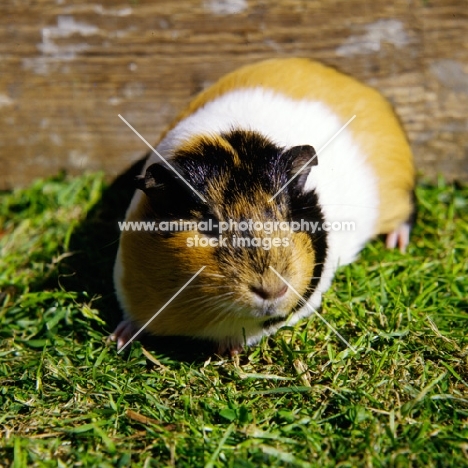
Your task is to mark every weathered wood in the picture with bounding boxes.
[0,0,467,189]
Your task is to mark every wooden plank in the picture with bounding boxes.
[0,0,467,189]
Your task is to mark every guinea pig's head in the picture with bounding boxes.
[115,130,327,351]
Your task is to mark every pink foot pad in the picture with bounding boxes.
[385,222,411,253]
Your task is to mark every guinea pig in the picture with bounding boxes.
[110,58,415,355]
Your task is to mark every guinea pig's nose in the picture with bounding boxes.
[250,284,288,301]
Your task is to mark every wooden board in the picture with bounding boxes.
[0,0,467,189]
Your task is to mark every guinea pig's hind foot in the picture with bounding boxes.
[385,222,411,253]
[108,319,137,351]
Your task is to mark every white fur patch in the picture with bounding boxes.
[145,88,380,327]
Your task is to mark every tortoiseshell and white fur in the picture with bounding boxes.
[111,58,415,354]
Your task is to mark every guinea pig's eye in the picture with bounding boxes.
[198,217,220,237]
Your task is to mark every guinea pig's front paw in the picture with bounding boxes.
[108,319,137,351]
[215,341,245,357]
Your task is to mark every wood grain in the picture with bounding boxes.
[0,0,467,189]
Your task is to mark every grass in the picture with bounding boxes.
[0,170,467,467]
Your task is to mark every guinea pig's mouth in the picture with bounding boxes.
[211,294,292,323]
[260,303,282,317]
[222,301,286,321]
[248,302,290,321]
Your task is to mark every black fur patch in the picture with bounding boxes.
[289,189,328,311]
[173,130,314,202]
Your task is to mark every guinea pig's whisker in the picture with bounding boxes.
[208,297,241,316]
[164,282,231,296]
[177,295,217,308]
[183,283,232,291]
[195,301,239,331]
[203,273,227,279]
[203,311,228,331]
[180,288,233,298]
[177,291,235,309]
[209,305,242,328]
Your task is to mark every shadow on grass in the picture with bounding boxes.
[58,153,215,363]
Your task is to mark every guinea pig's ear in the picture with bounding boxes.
[135,163,173,195]
[283,145,317,191]
[135,163,196,216]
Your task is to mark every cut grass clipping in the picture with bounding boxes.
[0,172,467,467]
